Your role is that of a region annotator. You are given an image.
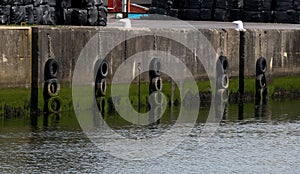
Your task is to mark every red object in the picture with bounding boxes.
[108,0,131,13]
[108,0,148,13]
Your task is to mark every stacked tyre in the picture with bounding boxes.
[95,59,109,98]
[0,0,108,26]
[255,57,268,104]
[43,58,61,113]
[149,0,300,23]
[149,0,179,17]
[58,0,107,26]
[242,0,272,22]
[149,58,164,106]
[273,0,298,23]
[216,55,229,102]
[228,0,243,21]
[0,0,55,24]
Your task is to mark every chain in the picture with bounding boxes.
[124,32,127,61]
[154,34,157,56]
[219,31,224,56]
[259,33,262,57]
[47,34,55,58]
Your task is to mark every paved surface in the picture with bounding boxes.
[108,19,300,30]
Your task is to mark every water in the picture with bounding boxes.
[0,100,299,173]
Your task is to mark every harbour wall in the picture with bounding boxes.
[1,26,300,89]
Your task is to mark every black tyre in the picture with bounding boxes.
[184,0,201,9]
[23,0,32,5]
[0,5,10,25]
[215,0,229,9]
[149,7,168,15]
[47,97,62,113]
[98,6,107,26]
[273,10,295,23]
[44,78,60,98]
[275,0,293,11]
[72,8,88,26]
[217,55,229,74]
[256,74,267,89]
[213,8,228,21]
[182,9,201,20]
[243,11,262,22]
[256,57,267,74]
[95,59,109,79]
[217,89,229,102]
[243,0,262,11]
[154,92,164,105]
[151,77,163,92]
[220,74,229,89]
[229,9,242,21]
[33,6,43,24]
[149,58,161,78]
[61,0,72,8]
[11,6,26,24]
[201,0,214,9]
[200,8,212,21]
[0,0,12,5]
[152,0,173,9]
[228,0,243,9]
[48,0,56,7]
[45,58,59,80]
[87,6,98,26]
[95,78,107,97]
[25,5,34,24]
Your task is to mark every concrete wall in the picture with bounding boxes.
[0,27,31,88]
[1,26,300,89]
[33,26,300,87]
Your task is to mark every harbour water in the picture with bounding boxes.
[0,100,299,173]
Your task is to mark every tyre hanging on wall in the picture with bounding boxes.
[256,57,267,74]
[46,97,62,113]
[151,77,163,92]
[44,78,61,98]
[95,78,107,97]
[44,58,59,80]
[149,58,162,78]
[95,59,109,79]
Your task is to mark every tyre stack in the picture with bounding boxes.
[95,59,109,99]
[180,0,214,21]
[273,0,299,23]
[0,0,57,25]
[216,55,229,103]
[149,0,299,23]
[228,0,243,21]
[148,58,163,123]
[180,0,202,20]
[43,58,62,114]
[213,0,230,21]
[94,59,109,114]
[255,57,268,104]
[242,0,272,22]
[0,0,108,25]
[149,58,162,95]
[58,0,107,26]
[149,0,178,17]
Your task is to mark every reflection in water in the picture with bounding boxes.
[43,113,60,128]
[0,99,300,173]
[238,102,244,121]
[255,104,268,119]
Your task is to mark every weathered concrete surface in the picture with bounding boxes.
[1,22,300,88]
[33,25,300,87]
[0,27,31,88]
